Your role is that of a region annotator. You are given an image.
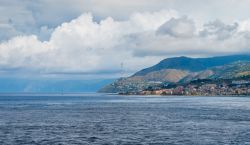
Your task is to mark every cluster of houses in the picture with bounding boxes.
[126,80,250,96]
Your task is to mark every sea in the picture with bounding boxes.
[0,93,250,145]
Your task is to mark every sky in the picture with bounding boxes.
[1,0,250,79]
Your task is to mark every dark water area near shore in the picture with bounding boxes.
[0,94,250,145]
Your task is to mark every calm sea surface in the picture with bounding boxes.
[0,93,250,145]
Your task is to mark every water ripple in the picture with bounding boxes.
[0,95,249,144]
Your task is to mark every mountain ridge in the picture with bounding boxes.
[99,55,250,93]
[134,54,250,76]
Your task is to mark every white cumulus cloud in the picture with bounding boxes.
[0,11,250,78]
[157,16,196,37]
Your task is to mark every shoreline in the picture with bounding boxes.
[115,93,250,97]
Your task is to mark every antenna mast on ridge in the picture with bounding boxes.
[120,62,125,78]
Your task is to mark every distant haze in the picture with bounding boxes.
[0,78,114,93]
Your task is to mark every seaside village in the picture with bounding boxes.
[123,79,250,96]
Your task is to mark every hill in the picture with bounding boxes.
[134,55,250,76]
[181,61,250,82]
[99,55,250,93]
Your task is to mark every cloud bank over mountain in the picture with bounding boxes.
[0,0,250,78]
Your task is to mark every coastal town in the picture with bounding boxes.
[119,78,250,96]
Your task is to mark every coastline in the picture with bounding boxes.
[116,92,250,97]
